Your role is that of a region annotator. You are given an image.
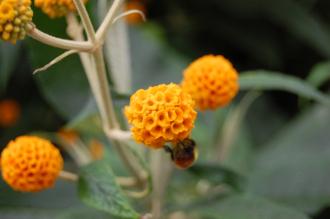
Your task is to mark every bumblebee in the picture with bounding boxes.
[164,138,198,169]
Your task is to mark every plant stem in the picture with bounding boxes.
[69,2,146,185]
[59,170,79,181]
[27,23,93,51]
[96,0,123,42]
[72,0,96,42]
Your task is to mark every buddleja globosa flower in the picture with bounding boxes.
[0,0,33,43]
[181,55,239,110]
[1,136,63,192]
[125,83,197,149]
[34,0,88,18]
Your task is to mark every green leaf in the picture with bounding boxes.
[247,105,330,213]
[306,61,330,88]
[0,42,21,93]
[188,162,244,191]
[0,207,60,219]
[56,207,111,219]
[27,11,90,120]
[195,194,310,219]
[78,160,140,219]
[239,70,330,105]
[262,0,330,58]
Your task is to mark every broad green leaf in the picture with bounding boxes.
[28,10,90,120]
[188,163,244,191]
[239,70,330,105]
[247,105,330,213]
[194,194,310,219]
[78,160,140,219]
[0,42,21,93]
[306,61,330,88]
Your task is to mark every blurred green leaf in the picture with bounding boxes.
[239,70,330,105]
[27,11,90,120]
[216,92,260,164]
[130,26,188,89]
[188,163,244,191]
[56,207,111,219]
[78,159,139,219]
[0,42,21,93]
[306,61,330,88]
[247,105,330,213]
[0,207,60,219]
[262,0,330,58]
[194,194,310,219]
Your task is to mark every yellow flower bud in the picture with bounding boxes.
[34,0,88,18]
[0,0,33,43]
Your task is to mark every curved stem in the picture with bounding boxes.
[27,23,93,51]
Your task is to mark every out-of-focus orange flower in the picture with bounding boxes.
[88,139,104,160]
[0,99,20,127]
[34,0,88,18]
[181,55,239,110]
[57,128,79,144]
[124,1,146,25]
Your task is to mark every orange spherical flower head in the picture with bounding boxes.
[34,0,88,18]
[125,83,197,149]
[0,99,20,127]
[1,136,64,192]
[181,55,239,110]
[124,1,146,24]
[0,0,33,43]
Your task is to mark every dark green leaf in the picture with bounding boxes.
[188,162,244,191]
[27,11,90,119]
[239,70,330,105]
[306,61,330,88]
[195,194,310,219]
[247,105,330,213]
[0,42,21,93]
[78,160,139,219]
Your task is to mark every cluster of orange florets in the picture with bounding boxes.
[125,83,197,148]
[34,0,88,18]
[181,55,239,110]
[1,136,63,192]
[0,0,33,43]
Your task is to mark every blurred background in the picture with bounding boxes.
[0,0,330,218]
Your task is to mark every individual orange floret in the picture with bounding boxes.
[34,0,88,18]
[1,136,63,192]
[181,55,239,110]
[0,0,33,43]
[125,83,197,149]
[124,0,146,24]
[0,99,20,127]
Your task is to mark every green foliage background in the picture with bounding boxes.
[0,0,330,218]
